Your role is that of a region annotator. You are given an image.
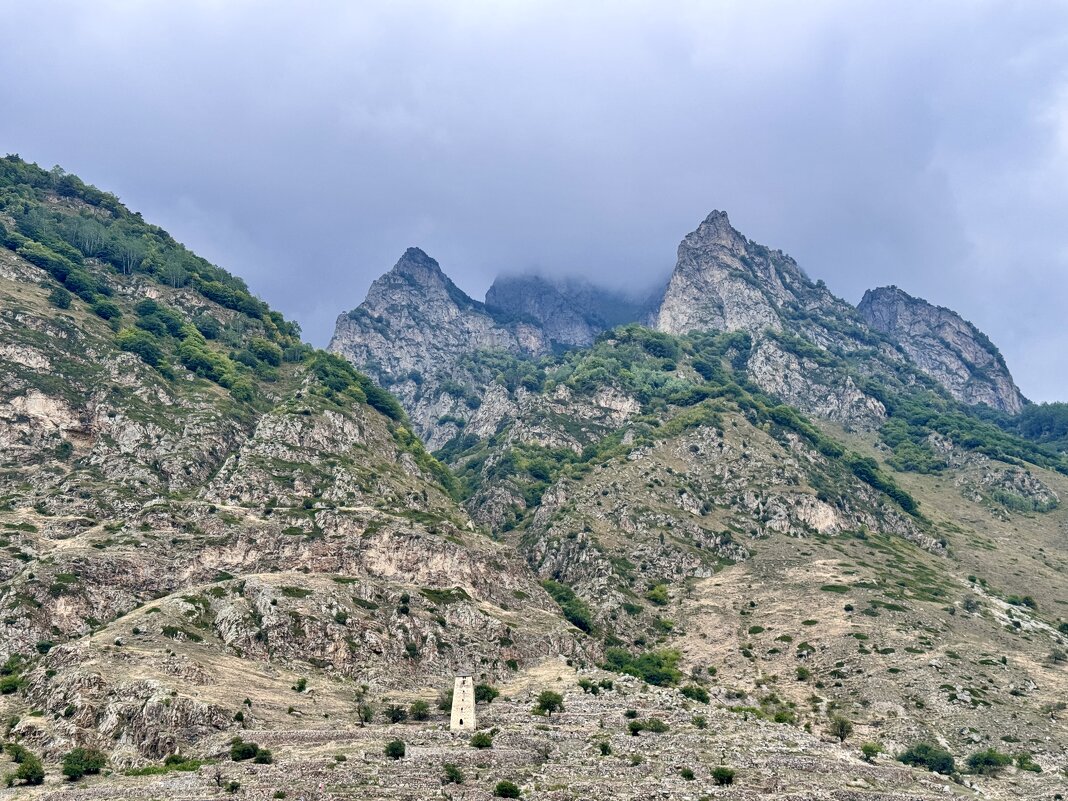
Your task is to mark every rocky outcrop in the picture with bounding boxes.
[858,285,1025,414]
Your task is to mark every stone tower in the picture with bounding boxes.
[450,669,476,732]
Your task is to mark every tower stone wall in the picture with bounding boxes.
[450,673,476,732]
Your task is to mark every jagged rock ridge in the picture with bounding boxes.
[858,285,1025,414]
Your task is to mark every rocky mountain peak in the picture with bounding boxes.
[391,246,442,278]
[680,209,748,256]
[858,285,1026,414]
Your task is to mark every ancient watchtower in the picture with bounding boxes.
[450,669,476,732]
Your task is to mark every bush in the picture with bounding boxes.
[712,766,735,786]
[409,700,430,721]
[90,298,121,322]
[533,690,564,717]
[541,580,595,633]
[679,767,695,781]
[61,747,106,780]
[680,684,709,703]
[494,780,521,798]
[898,742,955,775]
[1015,752,1042,773]
[385,704,408,724]
[229,738,261,761]
[475,684,500,704]
[965,748,1012,775]
[253,749,273,764]
[602,648,682,686]
[442,763,464,784]
[470,731,493,749]
[49,286,73,308]
[861,742,881,762]
[116,327,164,367]
[384,740,405,760]
[10,752,44,786]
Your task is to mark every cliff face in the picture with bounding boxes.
[858,286,1025,414]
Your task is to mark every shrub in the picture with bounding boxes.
[861,742,881,762]
[442,763,464,784]
[898,742,955,775]
[91,299,121,320]
[475,684,500,704]
[541,580,595,633]
[116,327,164,367]
[61,747,106,780]
[253,749,273,764]
[712,766,735,786]
[292,677,308,693]
[9,751,44,785]
[470,731,493,749]
[385,704,408,724]
[602,648,681,686]
[409,700,430,721]
[644,583,670,606]
[598,741,611,755]
[965,748,1012,775]
[229,738,260,761]
[533,690,564,717]
[680,684,709,703]
[384,740,405,760]
[1015,752,1042,773]
[49,286,73,308]
[494,780,521,798]
[679,767,695,781]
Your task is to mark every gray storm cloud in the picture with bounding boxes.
[1,0,1066,399]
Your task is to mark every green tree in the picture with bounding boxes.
[475,684,500,704]
[384,740,405,760]
[385,704,408,723]
[828,716,853,742]
[534,690,564,717]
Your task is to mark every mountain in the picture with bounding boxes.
[329,248,555,449]
[2,157,1067,799]
[485,274,653,347]
[858,285,1026,414]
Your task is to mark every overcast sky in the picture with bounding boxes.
[3,1,1067,400]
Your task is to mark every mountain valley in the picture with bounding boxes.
[0,157,1065,799]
